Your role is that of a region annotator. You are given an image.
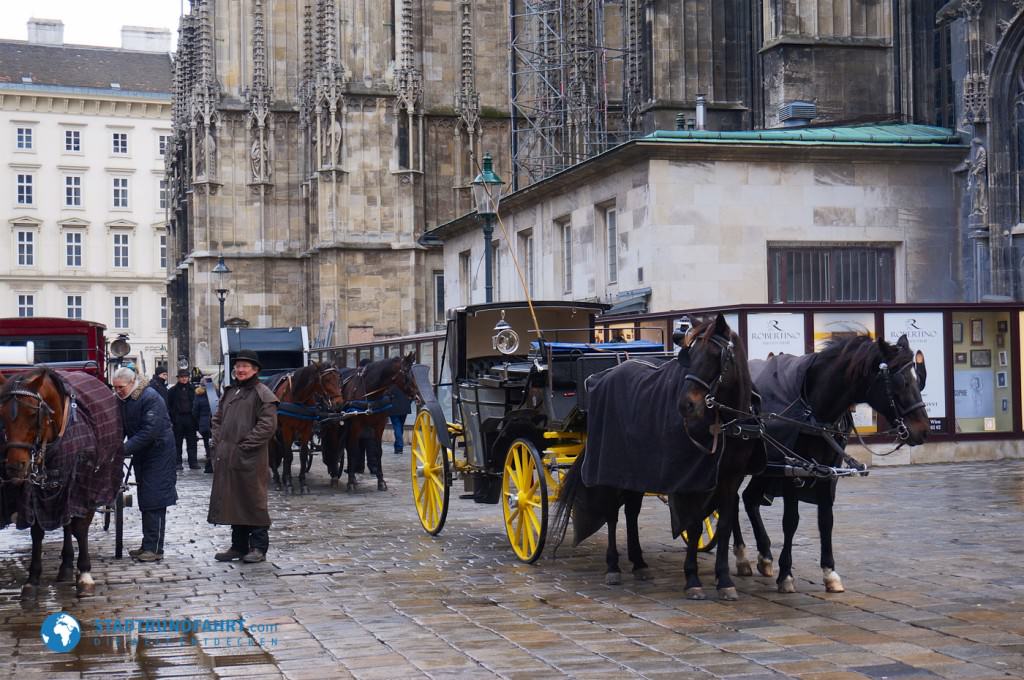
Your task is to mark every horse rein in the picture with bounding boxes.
[0,385,70,487]
[681,333,758,456]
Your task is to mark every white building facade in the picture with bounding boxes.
[0,21,173,374]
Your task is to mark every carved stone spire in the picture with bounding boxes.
[455,0,479,131]
[246,0,272,185]
[961,0,988,124]
[313,0,346,171]
[394,0,422,112]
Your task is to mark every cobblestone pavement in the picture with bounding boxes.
[2,457,1024,679]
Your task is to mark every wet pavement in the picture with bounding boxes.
[2,457,1024,679]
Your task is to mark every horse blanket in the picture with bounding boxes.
[750,353,843,503]
[581,356,722,495]
[13,371,124,530]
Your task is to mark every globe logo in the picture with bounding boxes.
[41,612,81,653]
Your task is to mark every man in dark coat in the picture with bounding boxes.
[388,382,413,454]
[167,369,199,469]
[208,349,279,564]
[193,383,214,473]
[112,367,177,562]
[149,367,169,403]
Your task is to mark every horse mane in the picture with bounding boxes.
[289,363,320,397]
[361,357,399,390]
[818,335,907,384]
[0,366,66,402]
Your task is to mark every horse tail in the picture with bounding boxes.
[549,451,585,559]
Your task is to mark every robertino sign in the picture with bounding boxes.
[883,312,946,420]
[746,313,805,360]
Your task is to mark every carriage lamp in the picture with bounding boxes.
[472,152,504,303]
[492,312,519,355]
[212,256,231,329]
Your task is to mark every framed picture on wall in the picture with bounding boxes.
[999,350,1009,366]
[952,321,964,344]
[997,333,1006,347]
[1003,398,1010,412]
[955,352,968,364]
[971,319,984,344]
[998,320,1009,333]
[997,371,1008,388]
[971,349,992,367]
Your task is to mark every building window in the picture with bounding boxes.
[16,173,33,205]
[16,230,34,266]
[160,296,168,329]
[159,179,169,210]
[518,230,535,296]
[113,177,129,208]
[16,127,33,150]
[159,233,167,269]
[432,270,445,327]
[66,295,83,320]
[768,246,895,303]
[560,220,572,294]
[112,132,128,155]
[65,231,83,267]
[18,294,34,318]
[158,134,170,156]
[459,251,471,304]
[64,175,82,207]
[605,207,618,284]
[65,129,81,152]
[113,296,129,329]
[112,232,130,269]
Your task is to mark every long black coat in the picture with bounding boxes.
[120,385,178,511]
[192,387,213,434]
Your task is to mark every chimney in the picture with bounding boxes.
[121,26,172,53]
[27,18,64,45]
[695,94,706,131]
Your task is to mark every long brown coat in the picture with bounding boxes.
[207,377,278,526]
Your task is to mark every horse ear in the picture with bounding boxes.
[714,312,729,336]
[896,334,910,350]
[404,351,415,365]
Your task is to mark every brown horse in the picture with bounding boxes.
[269,362,343,494]
[0,368,123,598]
[327,353,417,492]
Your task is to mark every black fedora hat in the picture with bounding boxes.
[232,349,262,369]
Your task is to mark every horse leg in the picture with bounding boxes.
[743,477,774,577]
[22,523,45,598]
[373,422,387,491]
[73,513,95,597]
[777,490,800,593]
[604,501,622,585]
[683,518,706,599]
[56,525,75,582]
[731,492,753,577]
[818,487,844,592]
[283,440,295,494]
[624,492,651,580]
[297,440,309,494]
[345,430,360,492]
[270,436,282,488]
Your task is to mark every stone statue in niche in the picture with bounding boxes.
[329,118,342,167]
[969,141,988,217]
[250,137,269,181]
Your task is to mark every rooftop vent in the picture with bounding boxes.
[778,100,816,127]
[110,83,121,89]
[21,76,33,84]
[27,18,64,45]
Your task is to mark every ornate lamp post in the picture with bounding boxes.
[212,256,231,328]
[471,152,504,303]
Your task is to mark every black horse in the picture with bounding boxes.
[733,335,929,593]
[323,354,417,491]
[552,314,762,600]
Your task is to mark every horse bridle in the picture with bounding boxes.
[875,360,926,442]
[0,385,64,487]
[681,333,749,456]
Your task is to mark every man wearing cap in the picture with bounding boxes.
[150,367,170,403]
[207,349,279,563]
[167,369,199,470]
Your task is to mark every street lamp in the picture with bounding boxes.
[471,152,504,303]
[212,255,231,328]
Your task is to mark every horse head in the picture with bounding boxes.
[314,361,344,408]
[679,313,751,443]
[393,352,419,402]
[863,335,929,445]
[0,368,65,483]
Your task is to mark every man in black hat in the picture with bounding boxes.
[150,366,170,403]
[167,368,199,470]
[207,350,279,563]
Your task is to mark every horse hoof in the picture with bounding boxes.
[346,483,355,492]
[633,567,653,581]
[76,582,95,598]
[757,556,774,578]
[777,576,796,594]
[377,479,387,491]
[56,567,74,583]
[718,587,739,601]
[685,587,706,600]
[735,561,753,577]
[329,477,339,488]
[604,572,622,586]
[823,569,845,593]
[20,583,38,599]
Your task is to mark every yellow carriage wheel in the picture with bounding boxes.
[502,439,548,563]
[681,510,719,553]
[411,408,450,535]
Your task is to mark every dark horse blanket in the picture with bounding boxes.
[581,357,721,495]
[12,371,124,530]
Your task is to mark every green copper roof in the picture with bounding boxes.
[645,123,963,146]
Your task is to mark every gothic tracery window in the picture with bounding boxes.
[1016,70,1024,221]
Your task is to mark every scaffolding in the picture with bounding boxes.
[510,0,645,190]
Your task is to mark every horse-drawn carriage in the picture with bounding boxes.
[410,301,678,562]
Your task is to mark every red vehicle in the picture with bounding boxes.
[0,317,108,379]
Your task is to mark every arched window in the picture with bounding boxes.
[1016,70,1024,221]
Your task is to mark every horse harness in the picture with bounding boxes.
[0,379,75,488]
[275,365,342,422]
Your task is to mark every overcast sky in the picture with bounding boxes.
[0,1,185,50]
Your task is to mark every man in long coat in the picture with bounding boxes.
[112,367,177,562]
[208,349,278,563]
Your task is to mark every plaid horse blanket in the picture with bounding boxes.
[13,371,124,530]
[581,356,722,495]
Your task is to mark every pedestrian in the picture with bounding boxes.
[388,382,412,455]
[193,382,214,473]
[149,366,169,403]
[208,349,279,564]
[167,369,199,470]
[111,367,177,563]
